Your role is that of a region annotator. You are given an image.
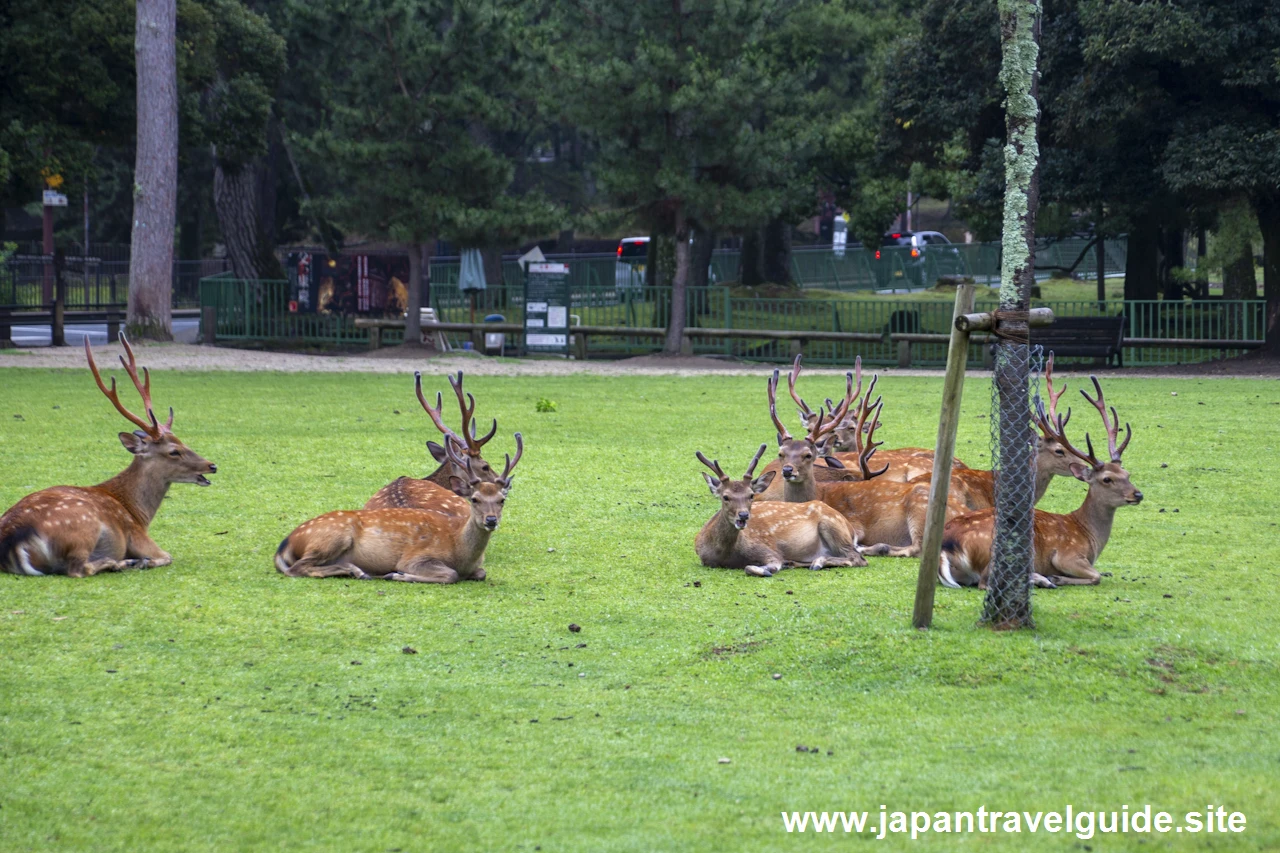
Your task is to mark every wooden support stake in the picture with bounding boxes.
[201,306,216,344]
[912,283,976,629]
[897,338,912,368]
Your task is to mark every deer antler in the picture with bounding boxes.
[767,369,793,442]
[743,443,767,479]
[443,433,481,485]
[415,372,468,449]
[854,389,889,480]
[448,371,497,453]
[786,354,815,424]
[500,432,524,483]
[810,370,856,444]
[84,333,168,438]
[696,451,730,483]
[1079,375,1131,463]
[1035,352,1070,439]
[1033,396,1100,470]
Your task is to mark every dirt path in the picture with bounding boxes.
[1,341,1275,379]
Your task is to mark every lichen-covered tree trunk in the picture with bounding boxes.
[128,0,178,341]
[982,0,1041,630]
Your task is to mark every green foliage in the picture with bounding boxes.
[535,396,557,413]
[285,0,557,248]
[1,369,1279,848]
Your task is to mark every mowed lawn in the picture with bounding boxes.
[1,365,1278,851]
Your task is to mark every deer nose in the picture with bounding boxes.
[1131,490,1143,503]
[781,465,794,477]
[208,463,217,474]
[737,511,750,522]
[484,515,498,527]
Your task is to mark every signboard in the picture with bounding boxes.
[43,190,68,207]
[523,262,570,355]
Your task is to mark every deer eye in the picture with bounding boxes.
[723,496,729,501]
[803,453,812,460]
[169,450,180,457]
[1102,477,1112,484]
[471,497,479,503]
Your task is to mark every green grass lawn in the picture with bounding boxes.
[1,368,1278,851]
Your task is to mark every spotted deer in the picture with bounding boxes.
[364,371,501,514]
[938,375,1142,589]
[0,335,217,577]
[694,445,865,578]
[277,433,523,583]
[757,362,861,502]
[910,353,1079,510]
[814,391,970,558]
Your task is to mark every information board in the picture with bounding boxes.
[523,262,571,355]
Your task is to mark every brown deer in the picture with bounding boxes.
[757,363,861,502]
[909,353,1079,510]
[938,376,1142,589]
[813,390,970,557]
[364,371,501,514]
[277,433,523,583]
[0,335,217,577]
[694,445,866,577]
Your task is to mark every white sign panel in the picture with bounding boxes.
[42,190,68,207]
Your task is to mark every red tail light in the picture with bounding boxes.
[617,244,623,257]
[891,233,902,239]
[874,250,881,260]
[911,248,920,258]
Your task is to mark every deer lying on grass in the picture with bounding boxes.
[0,334,217,577]
[812,390,969,558]
[938,376,1142,589]
[277,434,523,583]
[364,371,501,514]
[694,445,866,577]
[910,354,1079,510]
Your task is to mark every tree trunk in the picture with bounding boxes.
[1157,226,1185,300]
[982,0,1041,631]
[689,225,715,317]
[406,242,429,346]
[128,0,178,340]
[1124,219,1160,301]
[762,217,793,285]
[1221,236,1257,301]
[740,227,764,286]
[213,157,285,281]
[663,205,691,355]
[1255,194,1280,352]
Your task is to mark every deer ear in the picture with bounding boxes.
[823,456,845,469]
[1068,462,1092,482]
[119,432,148,454]
[500,477,513,495]
[751,470,777,493]
[703,473,721,494]
[448,476,473,496]
[427,441,448,462]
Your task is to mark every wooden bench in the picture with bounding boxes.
[0,307,127,347]
[1031,315,1126,366]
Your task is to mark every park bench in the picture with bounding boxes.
[1030,314,1126,367]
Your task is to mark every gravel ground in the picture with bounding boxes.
[1,340,1275,379]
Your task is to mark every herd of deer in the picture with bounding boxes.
[0,334,1141,593]
[695,353,1142,589]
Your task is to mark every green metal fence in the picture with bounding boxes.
[202,271,1262,367]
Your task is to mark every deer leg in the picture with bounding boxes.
[815,516,867,568]
[124,533,172,570]
[1045,555,1100,586]
[278,558,371,580]
[386,557,460,584]
[1030,572,1058,588]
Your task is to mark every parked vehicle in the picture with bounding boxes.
[614,236,718,290]
[873,231,965,289]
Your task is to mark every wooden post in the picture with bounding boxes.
[368,325,382,350]
[897,338,912,368]
[51,253,66,347]
[201,305,216,344]
[574,332,587,361]
[912,283,976,629]
[788,337,803,359]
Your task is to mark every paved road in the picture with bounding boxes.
[9,319,201,347]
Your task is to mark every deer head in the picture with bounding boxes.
[768,355,854,483]
[1035,374,1141,509]
[416,370,501,485]
[1032,353,1082,480]
[697,445,775,530]
[445,431,523,531]
[85,334,216,486]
